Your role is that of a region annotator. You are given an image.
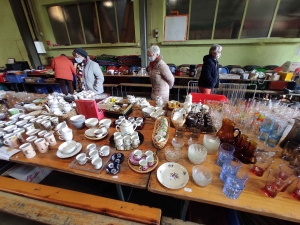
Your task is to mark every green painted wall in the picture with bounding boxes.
[1,0,300,68]
[0,0,30,68]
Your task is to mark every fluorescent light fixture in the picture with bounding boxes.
[103,1,113,7]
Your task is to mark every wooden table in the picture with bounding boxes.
[8,107,155,201]
[147,128,300,223]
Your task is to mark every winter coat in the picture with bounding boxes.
[148,56,174,102]
[52,55,76,81]
[198,54,219,89]
[82,56,104,94]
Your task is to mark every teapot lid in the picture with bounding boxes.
[121,119,131,126]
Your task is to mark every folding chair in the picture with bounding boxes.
[187,80,199,95]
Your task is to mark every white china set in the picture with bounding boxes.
[114,117,140,150]
[75,144,111,169]
[46,94,73,115]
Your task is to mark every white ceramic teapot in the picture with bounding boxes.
[116,119,137,135]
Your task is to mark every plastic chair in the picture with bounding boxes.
[187,80,199,95]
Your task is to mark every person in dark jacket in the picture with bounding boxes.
[198,44,222,94]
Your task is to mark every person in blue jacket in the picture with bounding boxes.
[198,44,222,94]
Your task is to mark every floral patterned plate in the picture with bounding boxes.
[156,162,189,189]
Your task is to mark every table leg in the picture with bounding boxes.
[180,200,189,220]
[116,184,125,201]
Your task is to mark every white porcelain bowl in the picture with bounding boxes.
[58,141,77,154]
[142,107,155,117]
[70,115,86,123]
[85,118,99,128]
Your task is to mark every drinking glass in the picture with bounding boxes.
[258,113,274,141]
[220,157,242,182]
[171,137,184,150]
[250,153,274,177]
[265,119,288,148]
[263,169,290,198]
[203,134,220,155]
[292,178,300,201]
[217,143,235,167]
[281,141,300,161]
[223,170,248,199]
[277,163,295,181]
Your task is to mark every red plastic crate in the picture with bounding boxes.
[0,74,6,83]
[191,93,228,103]
[268,81,287,90]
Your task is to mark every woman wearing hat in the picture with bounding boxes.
[72,48,104,94]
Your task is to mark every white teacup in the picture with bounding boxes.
[76,153,88,165]
[86,143,97,151]
[92,157,103,169]
[16,120,27,128]
[94,127,107,138]
[131,135,140,146]
[115,136,124,146]
[50,117,59,126]
[56,121,68,132]
[113,132,122,140]
[133,149,143,160]
[99,119,112,129]
[123,136,131,146]
[99,146,110,157]
[89,149,99,160]
[145,150,154,157]
[19,143,36,159]
[139,159,147,167]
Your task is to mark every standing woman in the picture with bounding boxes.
[72,48,104,94]
[51,54,76,95]
[147,45,174,102]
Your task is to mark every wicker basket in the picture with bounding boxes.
[152,116,169,150]
[41,108,77,122]
[171,108,186,128]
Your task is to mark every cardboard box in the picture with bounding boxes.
[2,164,52,183]
[277,72,294,81]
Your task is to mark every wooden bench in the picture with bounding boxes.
[0,176,161,225]
[103,84,118,96]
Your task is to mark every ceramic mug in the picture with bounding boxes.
[23,123,35,131]
[19,143,36,159]
[115,136,124,146]
[38,130,48,138]
[13,128,26,143]
[8,108,24,115]
[26,135,38,149]
[3,125,17,134]
[3,133,19,148]
[44,132,57,146]
[50,117,59,126]
[34,138,49,153]
[41,120,51,130]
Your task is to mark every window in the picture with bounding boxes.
[271,0,300,38]
[47,0,135,46]
[165,0,300,40]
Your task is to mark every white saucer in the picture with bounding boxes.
[85,128,97,137]
[56,142,82,159]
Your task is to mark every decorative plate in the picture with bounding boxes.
[156,162,189,189]
[127,153,159,174]
[56,143,82,159]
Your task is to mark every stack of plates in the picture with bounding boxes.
[85,128,108,140]
[56,141,82,159]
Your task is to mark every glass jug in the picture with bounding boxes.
[216,118,241,145]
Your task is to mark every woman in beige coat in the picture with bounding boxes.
[147,45,174,102]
